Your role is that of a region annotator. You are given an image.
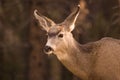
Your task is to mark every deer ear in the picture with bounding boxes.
[34,10,56,32]
[63,5,80,32]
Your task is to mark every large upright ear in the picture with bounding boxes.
[34,10,56,32]
[62,5,80,32]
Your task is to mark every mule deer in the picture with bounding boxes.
[34,5,120,80]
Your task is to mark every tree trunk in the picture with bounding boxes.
[29,13,48,80]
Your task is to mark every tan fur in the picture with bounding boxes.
[55,36,120,80]
[34,5,120,80]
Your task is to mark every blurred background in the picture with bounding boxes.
[0,0,120,80]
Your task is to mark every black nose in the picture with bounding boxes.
[44,46,53,53]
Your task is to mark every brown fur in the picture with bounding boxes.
[34,5,120,80]
[56,37,120,80]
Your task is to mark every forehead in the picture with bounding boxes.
[48,25,62,37]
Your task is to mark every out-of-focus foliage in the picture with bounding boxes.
[0,0,120,80]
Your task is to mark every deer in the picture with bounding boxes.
[34,5,120,80]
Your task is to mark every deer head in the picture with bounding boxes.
[34,5,80,55]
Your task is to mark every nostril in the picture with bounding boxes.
[44,46,52,53]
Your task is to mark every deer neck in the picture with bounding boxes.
[55,35,91,80]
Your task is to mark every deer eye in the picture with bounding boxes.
[58,34,63,38]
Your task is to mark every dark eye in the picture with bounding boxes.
[58,34,63,38]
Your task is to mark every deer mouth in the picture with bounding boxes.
[44,46,54,55]
[45,50,54,55]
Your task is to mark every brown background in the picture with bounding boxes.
[0,0,120,80]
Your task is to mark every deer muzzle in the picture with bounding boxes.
[44,46,54,54]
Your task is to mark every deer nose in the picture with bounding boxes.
[44,46,53,53]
